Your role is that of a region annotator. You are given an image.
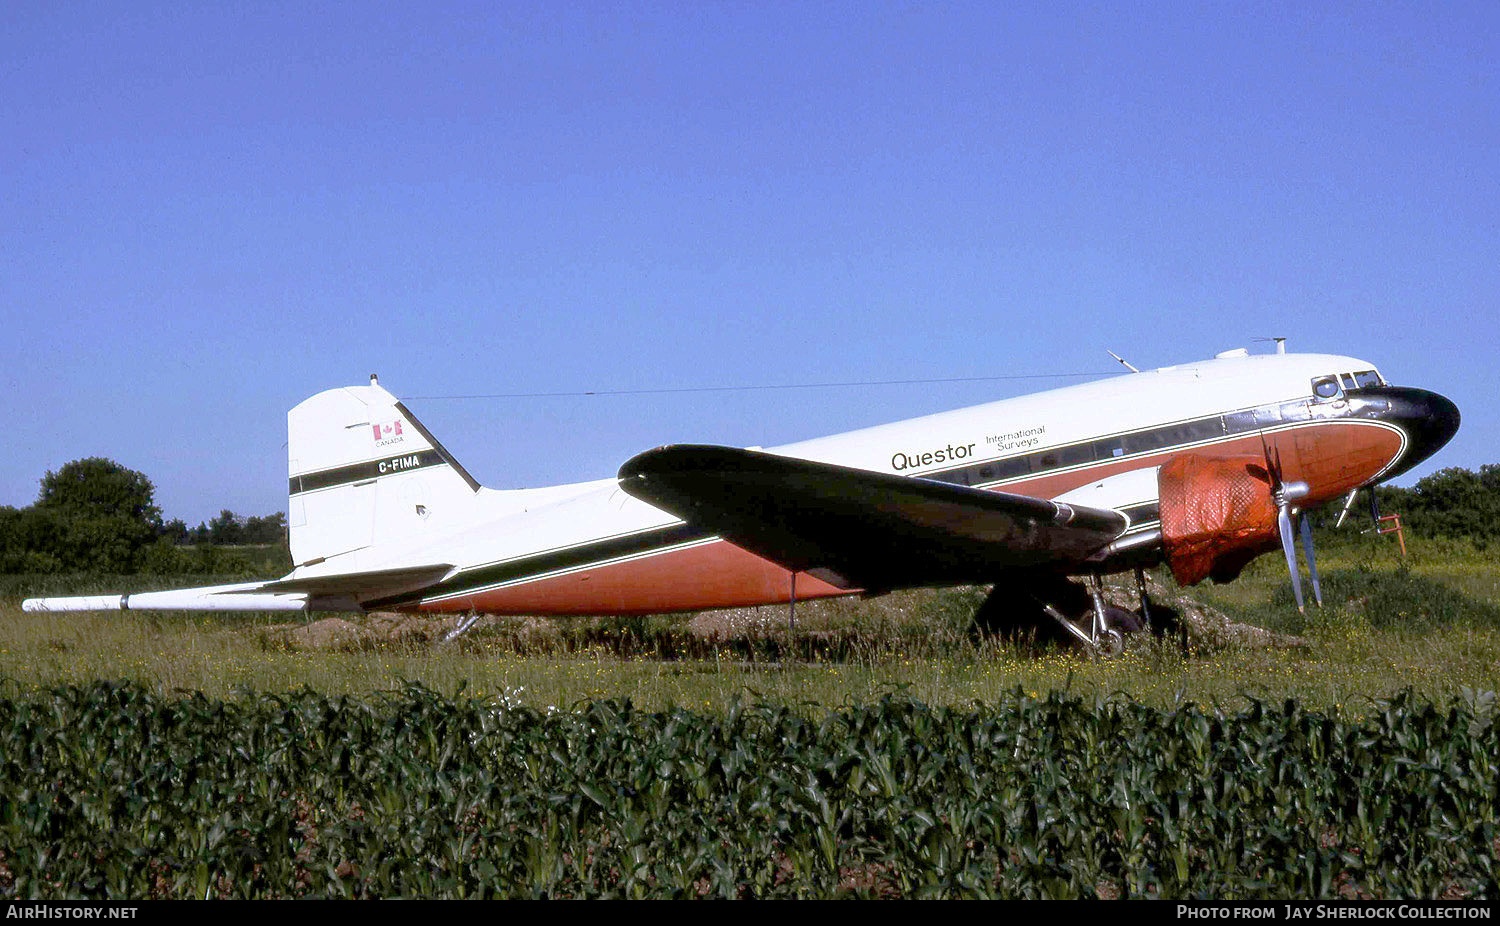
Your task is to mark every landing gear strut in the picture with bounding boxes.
[1134,566,1153,631]
[1035,575,1134,658]
[975,574,1148,656]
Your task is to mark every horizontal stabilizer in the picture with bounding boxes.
[256,563,454,599]
[21,564,453,614]
[21,595,129,613]
[23,582,310,613]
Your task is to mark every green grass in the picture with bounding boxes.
[1,532,1496,712]
[1,622,1491,715]
[1192,532,1500,630]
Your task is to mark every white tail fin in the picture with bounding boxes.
[287,379,480,565]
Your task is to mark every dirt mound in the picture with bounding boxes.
[686,607,786,639]
[285,618,363,648]
[275,612,479,651]
[1099,573,1307,650]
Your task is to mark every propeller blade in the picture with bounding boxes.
[1258,433,1282,490]
[1369,488,1382,527]
[1262,429,1311,613]
[1278,503,1305,613]
[1299,512,1323,608]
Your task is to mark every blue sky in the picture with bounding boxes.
[3,2,1495,525]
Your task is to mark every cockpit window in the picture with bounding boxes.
[1352,370,1382,389]
[1340,373,1358,389]
[1311,375,1341,400]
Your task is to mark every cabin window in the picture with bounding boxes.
[1121,431,1160,455]
[1058,443,1095,466]
[1186,418,1224,442]
[1281,400,1315,421]
[1255,405,1284,427]
[1311,375,1341,400]
[993,457,1029,480]
[1223,410,1257,435]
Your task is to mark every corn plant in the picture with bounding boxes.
[0,681,1494,898]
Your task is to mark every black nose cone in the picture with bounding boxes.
[1359,386,1460,480]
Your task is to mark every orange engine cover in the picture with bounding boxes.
[1158,453,1279,586]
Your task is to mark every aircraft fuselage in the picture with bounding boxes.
[336,351,1456,615]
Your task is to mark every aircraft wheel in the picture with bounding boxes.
[1095,628,1125,658]
[1104,605,1143,634]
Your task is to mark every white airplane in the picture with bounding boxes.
[24,345,1459,654]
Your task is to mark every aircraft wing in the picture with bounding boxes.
[21,564,454,613]
[618,445,1128,591]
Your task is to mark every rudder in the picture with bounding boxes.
[287,377,479,565]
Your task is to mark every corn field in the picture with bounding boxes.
[1,681,1495,898]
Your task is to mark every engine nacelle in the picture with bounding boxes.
[1158,453,1280,586]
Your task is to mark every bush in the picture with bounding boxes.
[1270,563,1500,632]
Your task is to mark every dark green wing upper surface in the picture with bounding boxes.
[618,445,1127,591]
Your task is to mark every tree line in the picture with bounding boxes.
[1366,464,1500,546]
[160,511,288,547]
[0,458,290,574]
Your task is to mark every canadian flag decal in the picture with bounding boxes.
[372,421,404,441]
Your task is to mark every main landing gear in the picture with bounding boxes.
[1037,572,1150,658]
[976,568,1154,658]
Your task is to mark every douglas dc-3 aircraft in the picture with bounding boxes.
[25,345,1459,655]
